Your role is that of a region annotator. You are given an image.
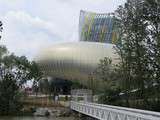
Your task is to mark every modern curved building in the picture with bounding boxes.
[36,10,119,87]
[79,10,118,43]
[36,42,118,85]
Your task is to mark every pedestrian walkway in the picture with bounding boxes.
[70,101,160,120]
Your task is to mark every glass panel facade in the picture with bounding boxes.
[79,10,118,44]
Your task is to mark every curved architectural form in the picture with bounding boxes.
[79,10,118,43]
[36,10,120,87]
[36,42,118,84]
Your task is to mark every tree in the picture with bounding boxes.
[142,0,160,99]
[95,57,118,90]
[0,21,2,40]
[114,0,150,105]
[90,57,121,104]
[0,21,43,114]
[0,50,43,115]
[0,73,22,115]
[30,61,43,95]
[113,0,160,109]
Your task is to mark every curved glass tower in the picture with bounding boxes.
[79,10,118,43]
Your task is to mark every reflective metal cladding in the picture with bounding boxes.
[79,10,118,43]
[36,10,119,84]
[36,42,118,83]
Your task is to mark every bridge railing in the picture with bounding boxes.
[70,101,160,120]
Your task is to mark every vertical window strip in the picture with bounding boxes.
[112,20,117,44]
[101,15,108,42]
[87,13,96,41]
[97,14,101,42]
[104,17,110,43]
[108,17,113,43]
[82,13,89,41]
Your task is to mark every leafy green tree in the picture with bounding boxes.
[0,73,22,115]
[0,21,43,115]
[30,61,43,95]
[89,57,122,104]
[95,57,118,90]
[114,0,150,105]
[113,0,160,109]
[143,0,160,99]
[0,50,43,115]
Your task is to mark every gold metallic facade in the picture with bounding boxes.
[36,42,118,84]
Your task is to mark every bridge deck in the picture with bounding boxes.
[70,101,160,120]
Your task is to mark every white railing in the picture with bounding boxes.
[70,101,160,120]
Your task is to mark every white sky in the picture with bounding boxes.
[0,0,126,60]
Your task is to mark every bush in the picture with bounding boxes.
[0,73,23,115]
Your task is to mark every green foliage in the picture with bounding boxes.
[0,46,7,59]
[114,0,160,110]
[0,73,22,115]
[98,88,121,105]
[115,0,147,89]
[0,21,42,115]
[89,57,119,93]
[0,48,42,115]
[71,81,85,89]
[92,0,160,111]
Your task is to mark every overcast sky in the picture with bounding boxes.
[0,0,126,60]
